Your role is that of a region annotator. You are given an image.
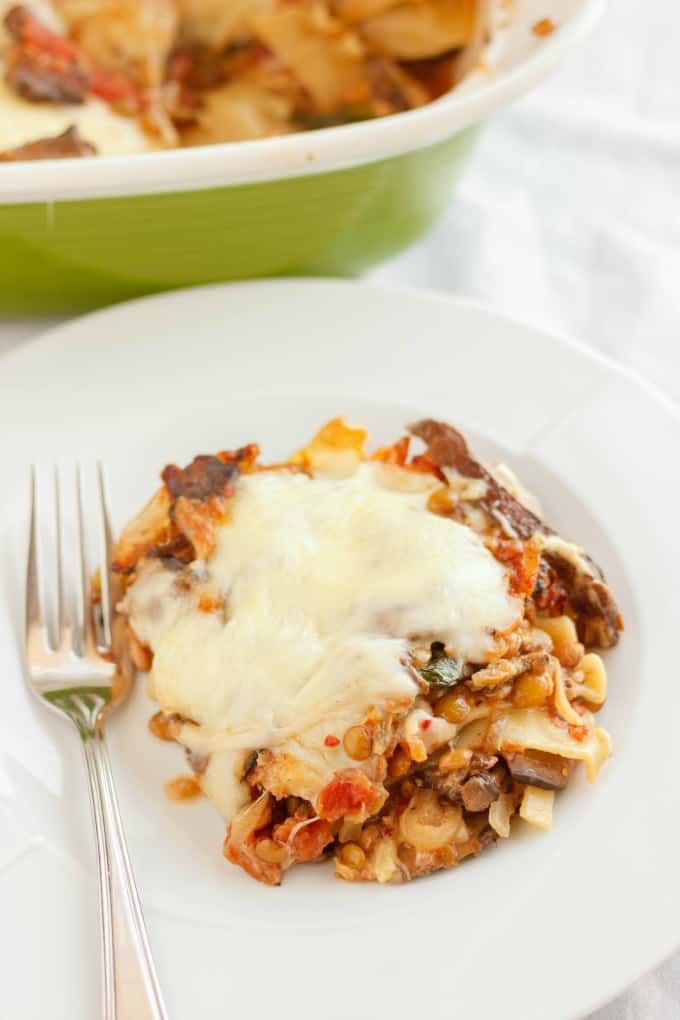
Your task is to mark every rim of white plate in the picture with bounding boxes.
[2,278,677,1020]
[0,0,605,205]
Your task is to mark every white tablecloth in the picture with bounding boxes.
[1,0,678,1014]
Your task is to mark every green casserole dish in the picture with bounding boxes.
[0,0,603,315]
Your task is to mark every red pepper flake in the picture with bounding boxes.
[532,17,556,37]
[420,718,432,730]
[324,734,340,747]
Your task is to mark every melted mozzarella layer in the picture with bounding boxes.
[125,462,521,818]
[0,69,154,155]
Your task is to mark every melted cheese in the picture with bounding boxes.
[0,44,154,156]
[124,462,521,819]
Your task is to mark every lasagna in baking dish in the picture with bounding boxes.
[113,419,622,885]
[0,0,486,160]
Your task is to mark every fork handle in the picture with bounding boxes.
[83,731,169,1020]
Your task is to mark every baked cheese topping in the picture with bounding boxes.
[124,462,521,818]
[0,71,156,154]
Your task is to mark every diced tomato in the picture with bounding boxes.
[90,67,140,106]
[317,769,380,821]
[270,817,297,844]
[272,817,333,863]
[23,16,81,62]
[372,436,410,466]
[324,734,340,747]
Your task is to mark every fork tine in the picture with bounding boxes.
[70,463,89,658]
[25,466,48,652]
[96,462,114,652]
[53,466,67,652]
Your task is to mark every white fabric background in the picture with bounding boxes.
[373,0,680,407]
[0,0,677,1014]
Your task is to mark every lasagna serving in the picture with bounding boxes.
[0,0,486,160]
[113,419,622,885]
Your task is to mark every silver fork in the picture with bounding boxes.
[25,464,169,1020]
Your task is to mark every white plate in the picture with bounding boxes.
[0,279,678,1020]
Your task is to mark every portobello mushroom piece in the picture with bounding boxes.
[541,541,622,648]
[161,454,240,502]
[3,6,90,103]
[410,418,543,538]
[503,750,574,791]
[424,751,509,808]
[460,771,501,812]
[5,50,89,103]
[0,125,96,160]
[409,419,623,648]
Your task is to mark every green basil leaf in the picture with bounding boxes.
[419,654,463,689]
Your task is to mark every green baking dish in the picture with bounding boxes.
[0,0,603,315]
